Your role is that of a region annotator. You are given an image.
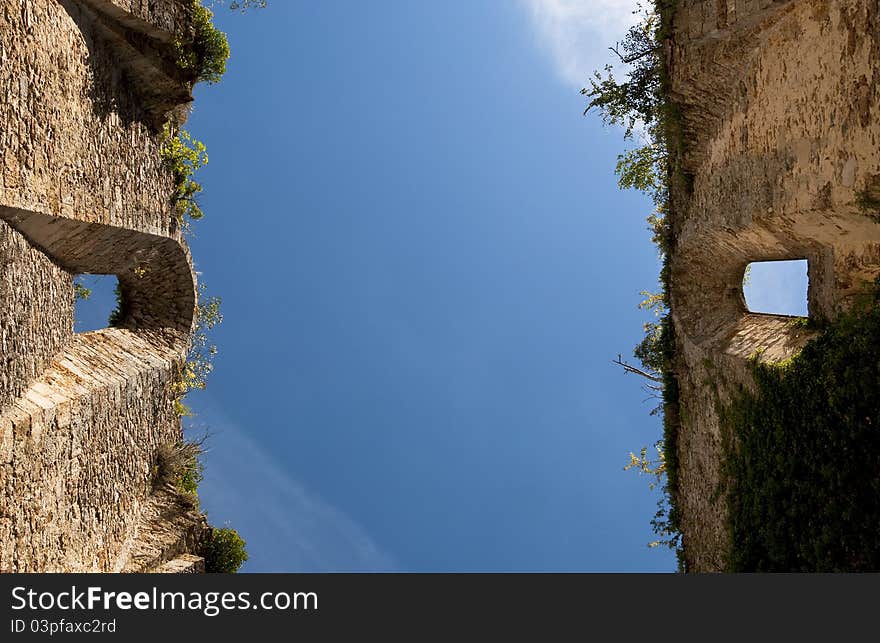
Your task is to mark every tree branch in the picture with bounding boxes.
[609,43,660,65]
[613,354,664,383]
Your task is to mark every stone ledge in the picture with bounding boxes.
[150,553,206,574]
[85,0,191,41]
[118,486,208,573]
[65,0,195,128]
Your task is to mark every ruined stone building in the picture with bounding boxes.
[667,0,880,570]
[1,0,208,572]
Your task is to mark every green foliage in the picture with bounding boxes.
[587,1,683,563]
[74,278,92,301]
[786,316,812,330]
[634,323,665,386]
[155,444,249,572]
[635,291,668,390]
[626,443,665,491]
[173,284,222,414]
[160,123,208,226]
[107,281,127,327]
[178,452,204,496]
[188,285,222,391]
[154,440,204,500]
[203,527,248,573]
[176,2,230,85]
[720,280,880,572]
[654,317,681,550]
[625,441,679,553]
[626,441,679,554]
[581,6,662,139]
[616,145,662,195]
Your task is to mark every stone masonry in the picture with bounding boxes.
[667,0,880,570]
[1,0,208,572]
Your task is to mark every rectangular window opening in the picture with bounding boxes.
[742,259,809,317]
[74,274,122,332]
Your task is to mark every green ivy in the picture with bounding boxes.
[720,279,880,571]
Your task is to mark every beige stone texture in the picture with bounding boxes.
[667,0,880,570]
[0,0,207,573]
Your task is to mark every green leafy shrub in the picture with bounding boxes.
[176,2,230,85]
[720,280,880,571]
[160,123,208,225]
[178,458,203,496]
[172,284,222,416]
[74,278,92,301]
[203,527,248,573]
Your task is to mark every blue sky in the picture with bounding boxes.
[743,260,808,317]
[73,0,805,572]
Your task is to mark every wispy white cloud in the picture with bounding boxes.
[520,0,639,89]
[191,397,396,572]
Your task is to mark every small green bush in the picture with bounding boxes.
[160,123,208,224]
[154,440,204,498]
[176,2,230,85]
[203,527,248,573]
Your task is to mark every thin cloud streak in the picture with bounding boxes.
[191,397,396,572]
[521,0,638,89]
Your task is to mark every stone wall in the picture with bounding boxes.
[87,0,191,35]
[0,220,73,414]
[0,0,207,572]
[0,329,184,572]
[0,0,183,232]
[668,0,880,570]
